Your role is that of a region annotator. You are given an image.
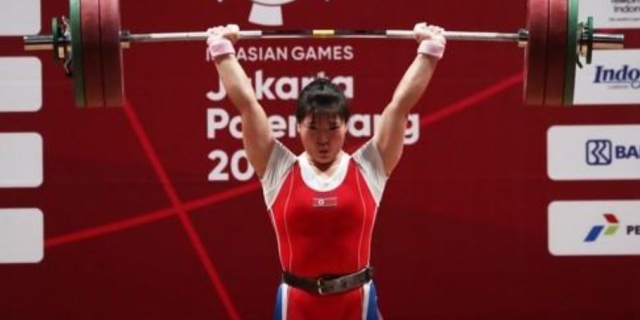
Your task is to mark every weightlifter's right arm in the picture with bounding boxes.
[207,25,274,178]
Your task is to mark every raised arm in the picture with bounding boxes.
[373,23,446,175]
[207,25,275,178]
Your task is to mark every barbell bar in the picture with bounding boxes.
[23,0,625,108]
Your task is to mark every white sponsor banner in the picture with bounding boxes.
[0,208,44,263]
[579,0,640,29]
[573,50,640,105]
[549,201,640,256]
[0,133,43,188]
[0,1,41,35]
[547,125,640,180]
[247,0,303,26]
[0,58,43,112]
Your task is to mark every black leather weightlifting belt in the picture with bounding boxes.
[282,267,374,295]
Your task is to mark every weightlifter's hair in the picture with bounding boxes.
[296,78,349,123]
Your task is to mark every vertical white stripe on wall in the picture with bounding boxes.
[0,58,43,112]
[0,1,41,35]
[0,132,44,188]
[0,208,44,263]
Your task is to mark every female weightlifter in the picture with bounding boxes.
[206,22,445,320]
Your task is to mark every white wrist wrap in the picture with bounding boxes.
[417,40,445,59]
[206,38,235,61]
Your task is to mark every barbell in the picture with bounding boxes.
[23,0,624,108]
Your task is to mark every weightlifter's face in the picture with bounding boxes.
[297,112,347,168]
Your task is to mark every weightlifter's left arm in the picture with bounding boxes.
[373,23,446,176]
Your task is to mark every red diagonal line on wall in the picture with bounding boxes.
[181,181,261,211]
[122,101,241,320]
[45,207,176,247]
[45,71,522,247]
[45,181,261,248]
[421,72,523,126]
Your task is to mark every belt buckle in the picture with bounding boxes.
[316,277,328,295]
